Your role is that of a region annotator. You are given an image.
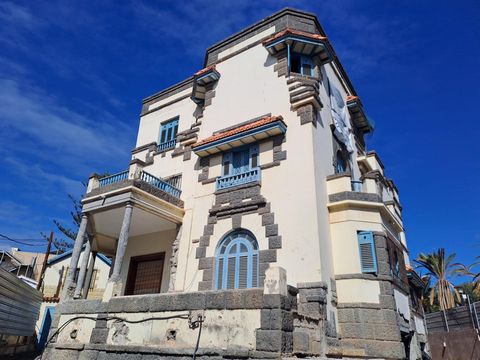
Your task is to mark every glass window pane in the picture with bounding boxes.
[302,64,312,76]
[239,243,248,253]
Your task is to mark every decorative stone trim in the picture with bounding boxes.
[131,141,157,155]
[141,77,193,116]
[195,183,282,290]
[336,231,407,359]
[168,118,202,162]
[205,9,322,66]
[297,104,318,125]
[141,93,191,117]
[328,191,382,203]
[168,225,182,291]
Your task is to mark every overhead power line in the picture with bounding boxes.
[0,234,48,247]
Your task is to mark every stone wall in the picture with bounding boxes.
[336,232,406,359]
[42,272,336,360]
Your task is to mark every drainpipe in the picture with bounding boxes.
[287,42,291,77]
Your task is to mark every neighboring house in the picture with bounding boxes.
[43,8,429,360]
[0,248,46,284]
[36,247,111,350]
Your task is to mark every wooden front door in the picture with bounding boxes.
[125,252,165,295]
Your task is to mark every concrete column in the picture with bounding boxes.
[61,214,88,300]
[73,239,91,299]
[82,251,97,299]
[103,202,133,301]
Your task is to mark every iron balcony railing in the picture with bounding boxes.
[216,167,261,191]
[157,139,176,152]
[140,171,182,198]
[97,170,181,198]
[98,171,128,187]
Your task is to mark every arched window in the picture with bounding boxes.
[335,150,348,173]
[215,230,259,289]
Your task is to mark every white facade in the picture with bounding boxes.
[44,8,428,360]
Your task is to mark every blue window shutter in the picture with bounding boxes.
[357,231,377,273]
[249,144,259,168]
[159,117,179,144]
[215,231,259,290]
[301,56,314,76]
[222,152,232,176]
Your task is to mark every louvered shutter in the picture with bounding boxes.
[216,258,224,289]
[226,257,236,289]
[252,253,258,287]
[357,231,377,273]
[222,152,232,176]
[249,144,259,169]
[238,255,248,288]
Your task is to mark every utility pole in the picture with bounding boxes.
[36,232,53,291]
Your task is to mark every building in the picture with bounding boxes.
[36,246,111,350]
[43,8,429,360]
[0,248,46,284]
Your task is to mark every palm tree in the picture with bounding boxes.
[455,256,480,294]
[414,248,460,311]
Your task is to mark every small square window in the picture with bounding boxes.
[290,53,314,76]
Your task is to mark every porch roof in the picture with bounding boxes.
[263,28,333,64]
[47,245,112,266]
[192,115,286,157]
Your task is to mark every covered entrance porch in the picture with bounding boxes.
[61,160,184,301]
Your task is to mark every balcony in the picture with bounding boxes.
[88,163,181,204]
[326,171,403,229]
[81,160,184,282]
[216,167,261,191]
[157,139,176,152]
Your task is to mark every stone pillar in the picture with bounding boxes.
[74,239,91,299]
[87,173,100,193]
[103,202,133,301]
[82,251,97,299]
[61,214,88,300]
[128,159,145,180]
[256,266,294,354]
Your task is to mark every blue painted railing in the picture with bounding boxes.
[157,139,176,152]
[351,180,363,192]
[141,171,181,198]
[216,168,261,191]
[98,171,128,187]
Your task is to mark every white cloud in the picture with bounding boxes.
[0,78,132,170]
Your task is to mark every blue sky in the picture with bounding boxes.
[0,1,479,281]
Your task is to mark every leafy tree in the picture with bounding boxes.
[458,282,480,303]
[420,275,440,313]
[414,248,460,311]
[41,194,83,254]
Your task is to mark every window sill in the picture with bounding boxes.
[288,72,320,81]
[214,180,261,195]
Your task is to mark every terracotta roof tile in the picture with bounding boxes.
[263,28,327,45]
[194,65,217,76]
[193,115,284,148]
